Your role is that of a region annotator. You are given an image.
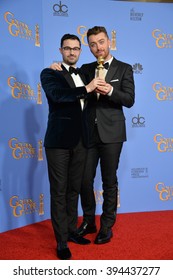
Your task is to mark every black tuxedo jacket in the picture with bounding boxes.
[81,57,135,144]
[40,66,89,149]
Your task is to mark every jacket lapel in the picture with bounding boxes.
[61,65,76,88]
[105,57,118,83]
[61,65,88,88]
[78,70,87,85]
[61,65,88,110]
[87,62,97,80]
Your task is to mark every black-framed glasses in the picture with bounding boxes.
[62,46,81,52]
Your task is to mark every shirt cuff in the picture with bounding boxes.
[107,86,113,96]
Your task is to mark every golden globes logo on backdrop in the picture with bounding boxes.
[130,8,144,21]
[154,134,173,152]
[155,182,173,201]
[152,29,173,48]
[8,138,44,160]
[53,1,68,16]
[4,11,40,47]
[7,77,42,104]
[77,26,88,46]
[152,82,173,101]
[9,194,44,217]
[77,26,117,50]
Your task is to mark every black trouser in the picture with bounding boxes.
[46,140,87,243]
[80,126,123,229]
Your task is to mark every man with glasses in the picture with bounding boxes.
[50,26,135,246]
[40,33,107,259]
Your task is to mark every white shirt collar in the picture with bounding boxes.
[104,56,113,66]
[62,62,77,71]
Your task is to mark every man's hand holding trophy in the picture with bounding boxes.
[95,56,112,95]
[84,56,112,95]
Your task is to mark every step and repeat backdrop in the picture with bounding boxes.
[0,0,173,233]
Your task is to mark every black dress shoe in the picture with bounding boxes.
[77,221,97,236]
[57,242,72,260]
[68,232,91,245]
[94,228,113,244]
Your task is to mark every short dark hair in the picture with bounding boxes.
[87,26,109,42]
[60,34,81,48]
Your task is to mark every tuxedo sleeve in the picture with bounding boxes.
[40,68,88,103]
[108,64,135,108]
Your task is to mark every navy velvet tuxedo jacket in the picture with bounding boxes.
[81,57,135,144]
[40,67,89,149]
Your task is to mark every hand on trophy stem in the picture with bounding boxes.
[96,82,112,95]
[85,77,106,93]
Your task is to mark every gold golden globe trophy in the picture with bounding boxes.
[96,56,105,79]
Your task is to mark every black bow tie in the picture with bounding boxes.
[69,66,79,75]
[103,62,109,69]
[97,62,109,70]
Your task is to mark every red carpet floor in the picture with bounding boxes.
[0,210,173,260]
